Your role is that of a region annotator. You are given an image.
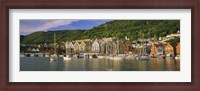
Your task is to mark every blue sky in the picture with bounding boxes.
[20,20,111,35]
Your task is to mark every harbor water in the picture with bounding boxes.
[20,57,180,71]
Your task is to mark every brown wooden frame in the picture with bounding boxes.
[0,0,199,91]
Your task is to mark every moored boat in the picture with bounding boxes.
[63,55,71,60]
[109,56,123,60]
[175,55,180,60]
[98,56,106,58]
[50,54,58,61]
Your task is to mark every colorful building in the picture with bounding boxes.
[124,41,132,53]
[176,43,180,55]
[150,44,164,56]
[164,43,174,57]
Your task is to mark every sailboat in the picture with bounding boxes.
[50,33,58,61]
[109,40,124,60]
[138,35,150,60]
[63,42,72,60]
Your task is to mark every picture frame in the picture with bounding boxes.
[0,0,199,91]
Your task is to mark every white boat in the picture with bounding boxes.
[59,55,64,57]
[45,54,50,57]
[175,55,180,59]
[30,53,34,57]
[63,55,71,60]
[98,56,106,58]
[109,56,123,60]
[63,57,71,60]
[50,54,58,61]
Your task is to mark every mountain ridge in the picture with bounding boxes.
[21,20,180,44]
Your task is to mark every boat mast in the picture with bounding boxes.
[54,33,56,54]
[66,42,68,55]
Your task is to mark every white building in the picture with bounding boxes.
[92,40,100,53]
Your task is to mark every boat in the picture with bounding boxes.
[63,55,71,60]
[63,44,72,60]
[108,40,124,60]
[158,54,166,59]
[109,56,123,60]
[50,33,58,61]
[44,53,50,57]
[30,53,34,57]
[175,55,180,60]
[165,54,174,58]
[92,54,98,58]
[50,54,58,61]
[150,54,157,58]
[98,56,106,58]
[125,54,133,59]
[20,53,25,57]
[59,55,64,57]
[138,34,150,61]
[77,54,85,58]
[139,55,150,60]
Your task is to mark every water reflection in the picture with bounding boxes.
[20,57,180,71]
[150,58,159,71]
[164,58,175,71]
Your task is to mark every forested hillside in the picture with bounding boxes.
[21,20,180,44]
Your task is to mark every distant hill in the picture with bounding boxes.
[21,20,180,44]
[21,30,85,44]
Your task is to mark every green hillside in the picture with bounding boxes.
[21,20,180,44]
[81,20,180,40]
[21,30,85,44]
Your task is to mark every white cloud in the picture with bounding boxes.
[20,20,79,35]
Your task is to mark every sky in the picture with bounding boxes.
[20,20,111,35]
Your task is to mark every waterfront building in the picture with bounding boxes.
[92,40,100,53]
[84,41,92,53]
[79,41,86,52]
[111,41,117,54]
[150,44,164,56]
[164,43,175,57]
[99,38,112,55]
[105,41,113,55]
[73,42,79,53]
[118,41,125,54]
[176,43,180,56]
[99,42,106,55]
[124,41,132,53]
[145,45,152,54]
[65,42,74,55]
